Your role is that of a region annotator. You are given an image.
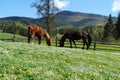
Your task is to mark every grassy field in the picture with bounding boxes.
[0,41,120,80]
[0,33,26,39]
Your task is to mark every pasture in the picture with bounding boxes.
[0,40,120,80]
[0,33,26,39]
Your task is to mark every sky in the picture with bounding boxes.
[0,0,120,18]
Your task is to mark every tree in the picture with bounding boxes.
[103,14,115,41]
[115,12,120,40]
[32,0,59,33]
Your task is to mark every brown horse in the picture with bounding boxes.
[28,24,52,46]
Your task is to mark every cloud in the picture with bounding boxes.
[112,0,120,12]
[53,0,69,9]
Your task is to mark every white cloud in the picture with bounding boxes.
[112,0,120,12]
[53,0,69,9]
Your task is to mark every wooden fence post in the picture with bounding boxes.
[94,42,96,51]
[2,38,4,41]
[12,35,16,42]
[56,36,58,47]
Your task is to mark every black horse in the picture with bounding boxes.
[59,31,92,50]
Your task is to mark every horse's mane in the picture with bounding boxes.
[28,24,43,34]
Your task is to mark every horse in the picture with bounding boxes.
[28,24,52,46]
[59,31,92,50]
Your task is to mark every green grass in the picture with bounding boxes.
[63,41,120,53]
[0,33,26,39]
[0,41,120,80]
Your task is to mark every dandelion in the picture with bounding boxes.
[55,75,63,80]
[36,71,41,75]
[11,66,15,70]
[19,68,22,72]
[92,71,99,77]
[83,76,86,80]
[13,75,17,80]
[63,58,69,63]
[79,73,83,76]
[27,70,32,74]
[2,73,6,77]
[0,73,2,77]
[6,77,9,80]
[45,70,54,76]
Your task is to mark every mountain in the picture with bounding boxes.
[0,11,117,27]
[55,11,117,27]
[0,16,41,26]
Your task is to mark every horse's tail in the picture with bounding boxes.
[87,33,92,46]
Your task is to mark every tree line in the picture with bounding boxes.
[55,13,120,42]
[83,13,120,42]
[103,13,120,41]
[0,20,27,36]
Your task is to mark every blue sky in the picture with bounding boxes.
[0,0,120,18]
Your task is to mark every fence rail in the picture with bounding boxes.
[0,38,27,42]
[0,37,120,52]
[55,37,120,52]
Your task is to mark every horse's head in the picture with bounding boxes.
[59,39,64,47]
[59,34,67,47]
[47,37,52,46]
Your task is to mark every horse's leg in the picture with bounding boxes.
[73,40,77,48]
[82,41,85,49]
[84,39,89,50]
[86,42,89,50]
[31,34,35,44]
[38,36,41,45]
[69,39,72,48]
[28,35,31,44]
[82,38,86,49]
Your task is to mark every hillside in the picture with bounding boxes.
[0,16,41,26]
[56,11,108,27]
[0,41,120,79]
[0,11,117,27]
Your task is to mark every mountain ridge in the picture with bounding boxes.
[0,10,117,27]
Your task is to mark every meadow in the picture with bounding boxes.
[0,33,26,39]
[0,40,120,80]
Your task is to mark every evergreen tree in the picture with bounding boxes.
[103,14,115,41]
[116,12,120,40]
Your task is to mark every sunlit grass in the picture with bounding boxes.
[0,41,120,80]
[0,33,26,39]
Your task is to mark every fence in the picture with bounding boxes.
[0,37,120,52]
[0,38,16,42]
[55,37,120,52]
[0,37,27,42]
